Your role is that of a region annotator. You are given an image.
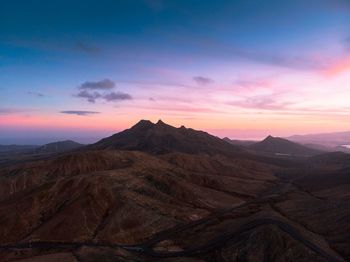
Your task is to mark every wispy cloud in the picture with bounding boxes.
[193,76,214,85]
[74,42,100,54]
[234,49,328,71]
[60,110,100,116]
[344,37,350,50]
[79,79,115,90]
[229,95,292,110]
[27,91,45,97]
[164,34,330,71]
[0,108,31,115]
[234,78,270,88]
[0,108,17,114]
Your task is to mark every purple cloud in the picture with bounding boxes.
[103,91,132,101]
[79,79,115,90]
[193,76,214,85]
[60,110,100,116]
[75,79,132,103]
[76,90,102,103]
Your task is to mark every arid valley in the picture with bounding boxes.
[0,120,349,261]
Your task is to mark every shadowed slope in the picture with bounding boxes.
[88,120,243,156]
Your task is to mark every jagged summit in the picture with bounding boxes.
[131,119,170,129]
[133,119,154,128]
[88,119,243,155]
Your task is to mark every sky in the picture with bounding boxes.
[1,0,350,144]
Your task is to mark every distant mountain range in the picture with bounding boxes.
[224,130,350,154]
[2,124,345,163]
[35,140,83,154]
[224,135,322,157]
[0,140,84,166]
[0,144,38,153]
[248,135,322,157]
[287,131,350,151]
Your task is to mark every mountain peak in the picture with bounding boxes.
[89,119,243,155]
[156,119,166,125]
[132,119,154,129]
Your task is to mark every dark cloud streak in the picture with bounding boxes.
[79,79,115,90]
[193,76,214,85]
[103,91,132,101]
[60,110,100,116]
[0,108,17,114]
[27,91,45,97]
[74,42,100,54]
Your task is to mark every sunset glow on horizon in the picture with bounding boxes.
[1,0,350,144]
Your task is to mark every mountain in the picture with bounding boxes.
[35,140,84,154]
[249,135,322,156]
[89,120,243,156]
[334,145,350,153]
[287,131,350,149]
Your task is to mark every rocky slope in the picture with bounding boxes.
[88,120,243,156]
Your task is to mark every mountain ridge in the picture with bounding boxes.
[35,140,84,154]
[87,119,244,156]
[248,135,322,156]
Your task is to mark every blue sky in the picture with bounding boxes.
[1,0,350,144]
